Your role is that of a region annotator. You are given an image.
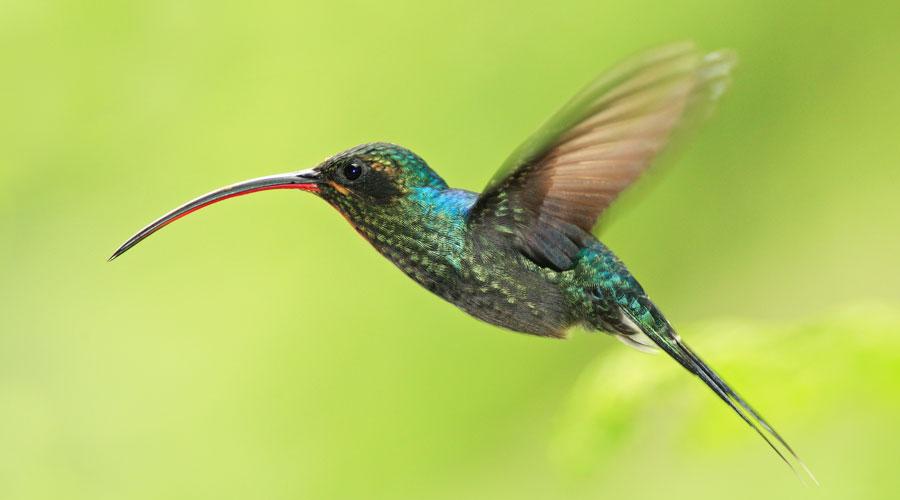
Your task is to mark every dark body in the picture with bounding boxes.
[327,145,644,341]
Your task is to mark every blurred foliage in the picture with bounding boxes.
[554,304,900,498]
[2,0,900,499]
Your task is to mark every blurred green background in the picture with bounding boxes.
[2,1,900,499]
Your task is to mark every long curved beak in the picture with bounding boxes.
[108,168,321,261]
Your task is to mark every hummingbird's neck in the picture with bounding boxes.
[351,187,477,287]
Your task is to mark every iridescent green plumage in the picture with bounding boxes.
[110,42,814,482]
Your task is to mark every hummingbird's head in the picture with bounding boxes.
[108,142,448,260]
[313,142,447,208]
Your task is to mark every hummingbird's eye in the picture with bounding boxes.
[342,161,363,181]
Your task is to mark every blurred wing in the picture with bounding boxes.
[469,42,736,270]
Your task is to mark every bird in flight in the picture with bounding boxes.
[111,42,814,482]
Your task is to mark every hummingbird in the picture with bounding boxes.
[110,42,814,481]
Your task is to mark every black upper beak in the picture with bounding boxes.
[109,168,321,261]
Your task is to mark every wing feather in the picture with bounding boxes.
[469,43,736,270]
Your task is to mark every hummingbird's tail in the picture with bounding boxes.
[624,307,817,484]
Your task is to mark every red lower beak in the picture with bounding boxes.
[109,168,321,260]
